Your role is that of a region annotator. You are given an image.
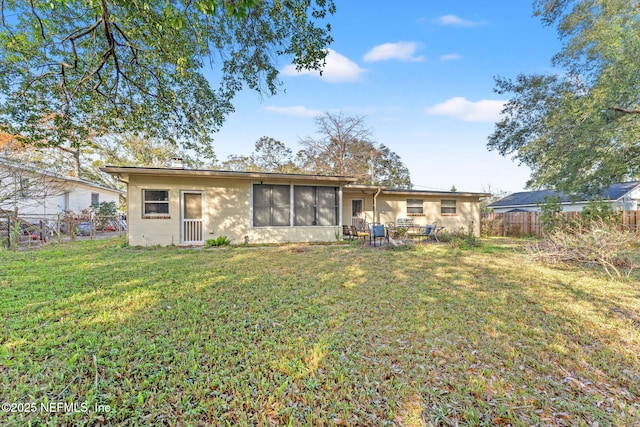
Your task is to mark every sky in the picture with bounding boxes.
[210,1,563,194]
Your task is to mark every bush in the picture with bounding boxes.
[206,236,231,247]
[436,230,452,243]
[538,195,565,234]
[449,226,481,249]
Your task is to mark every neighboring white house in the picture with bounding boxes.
[488,181,640,213]
[0,158,124,217]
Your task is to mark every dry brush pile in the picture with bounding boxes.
[525,219,637,280]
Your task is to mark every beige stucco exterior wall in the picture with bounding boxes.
[127,175,342,246]
[343,192,482,236]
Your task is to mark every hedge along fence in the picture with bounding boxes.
[481,210,640,237]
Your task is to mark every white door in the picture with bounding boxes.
[181,192,204,244]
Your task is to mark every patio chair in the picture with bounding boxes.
[396,217,414,229]
[351,225,369,241]
[420,222,444,241]
[342,225,353,240]
[369,224,389,247]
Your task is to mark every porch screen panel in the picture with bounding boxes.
[271,185,291,226]
[253,184,290,227]
[317,187,338,226]
[253,185,270,227]
[294,186,315,226]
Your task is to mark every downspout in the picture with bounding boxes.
[373,187,382,224]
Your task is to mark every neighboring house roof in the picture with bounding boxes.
[1,157,124,195]
[488,181,640,209]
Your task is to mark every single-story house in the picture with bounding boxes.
[0,157,124,218]
[101,164,489,246]
[488,181,640,213]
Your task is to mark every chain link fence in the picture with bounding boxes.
[1,212,126,249]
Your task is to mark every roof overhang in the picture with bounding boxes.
[343,184,489,197]
[381,189,491,198]
[100,166,358,185]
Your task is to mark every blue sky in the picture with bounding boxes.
[211,1,562,193]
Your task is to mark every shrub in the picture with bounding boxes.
[538,195,565,234]
[206,236,232,247]
[579,199,621,224]
[449,226,481,249]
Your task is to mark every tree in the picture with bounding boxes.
[0,0,335,157]
[0,156,68,215]
[479,183,507,214]
[298,112,412,187]
[252,137,299,173]
[372,145,412,189]
[488,0,640,195]
[94,134,205,170]
[221,137,299,173]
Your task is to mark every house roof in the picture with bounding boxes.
[101,166,491,197]
[100,165,358,184]
[488,181,640,209]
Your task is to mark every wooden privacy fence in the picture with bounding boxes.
[481,210,640,237]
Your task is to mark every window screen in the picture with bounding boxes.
[294,186,338,226]
[253,184,291,227]
[441,199,457,215]
[143,190,169,215]
[407,199,424,214]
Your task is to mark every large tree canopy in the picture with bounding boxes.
[0,0,334,156]
[222,136,299,173]
[488,0,640,195]
[298,112,412,188]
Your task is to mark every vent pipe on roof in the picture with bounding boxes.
[171,158,184,169]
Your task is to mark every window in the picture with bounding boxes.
[91,192,100,208]
[294,186,339,226]
[351,199,363,218]
[143,190,169,215]
[407,198,424,214]
[441,199,457,215]
[253,184,291,227]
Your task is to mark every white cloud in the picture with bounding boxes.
[280,49,365,83]
[263,105,322,117]
[426,97,505,122]
[440,53,462,61]
[363,42,425,63]
[435,14,485,27]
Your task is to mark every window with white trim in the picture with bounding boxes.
[407,198,424,215]
[441,199,457,215]
[143,190,169,215]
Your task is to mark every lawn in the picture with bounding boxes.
[0,238,638,426]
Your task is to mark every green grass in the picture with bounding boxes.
[1,238,638,426]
